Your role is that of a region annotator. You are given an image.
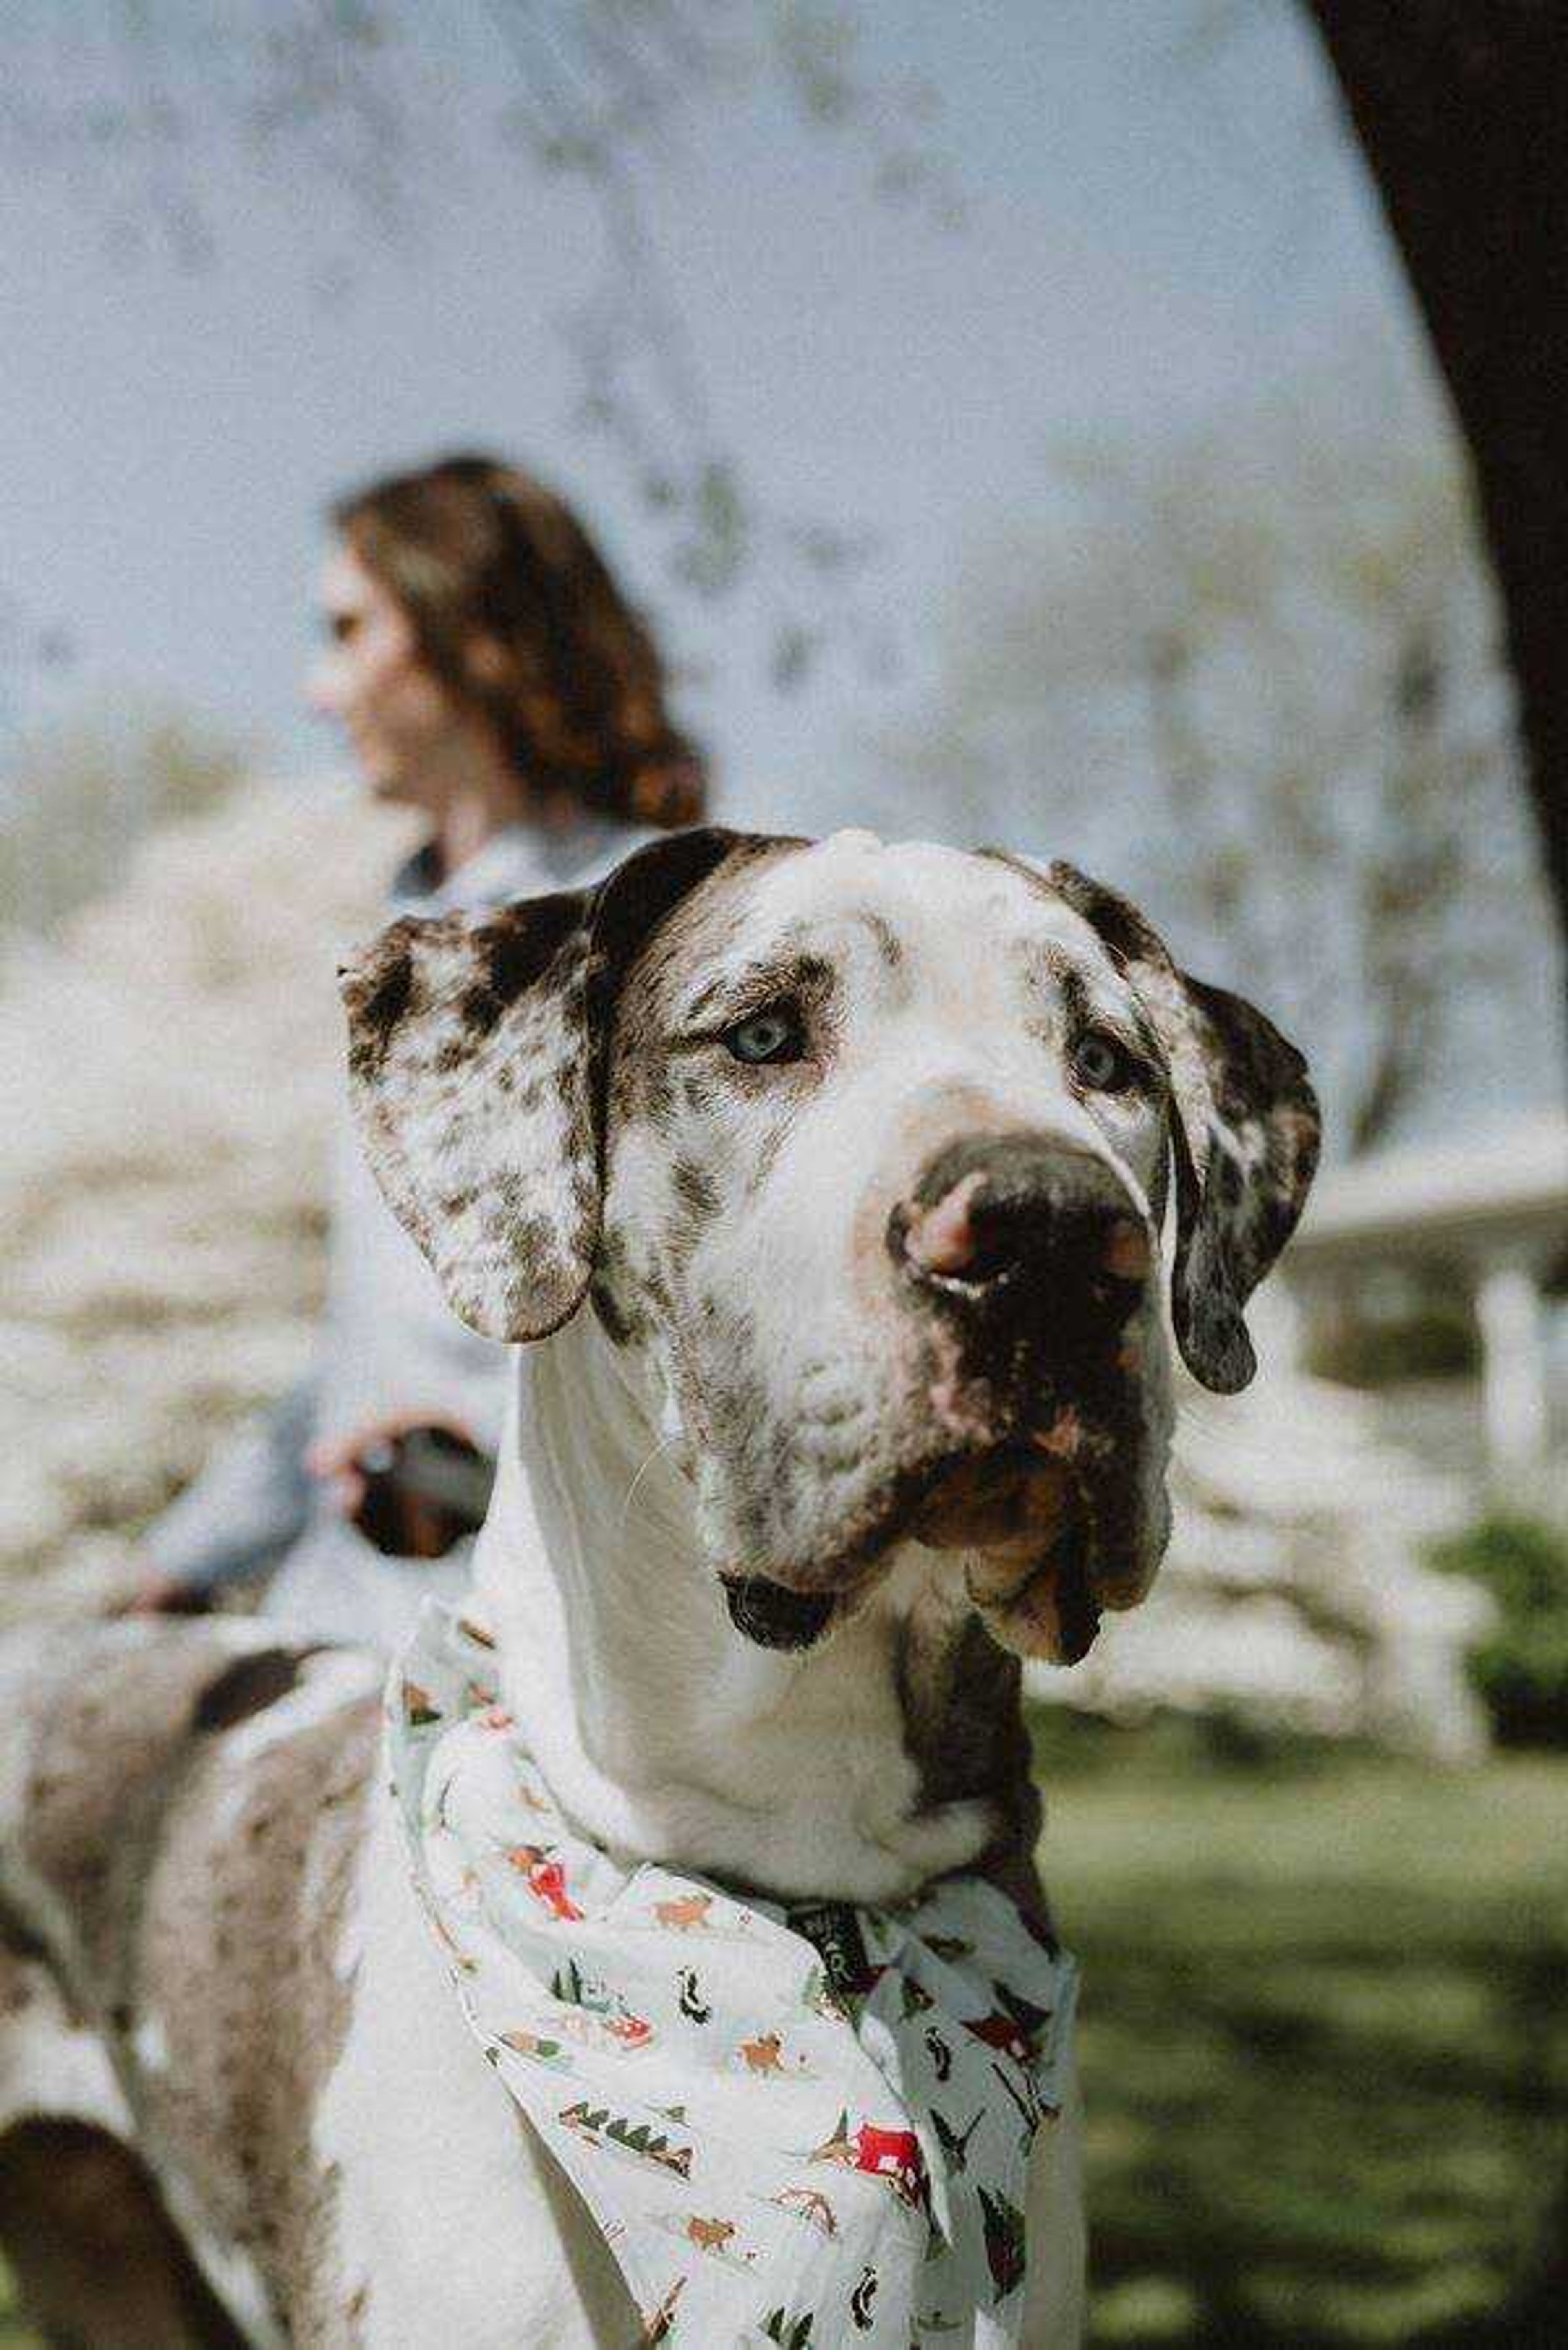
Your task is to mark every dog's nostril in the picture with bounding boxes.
[901,1170,987,1276]
[946,1186,1038,1282]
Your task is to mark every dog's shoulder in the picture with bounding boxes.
[0,1619,384,2327]
[0,1618,386,2317]
[0,1620,379,1993]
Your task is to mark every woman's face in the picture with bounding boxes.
[306,542,466,806]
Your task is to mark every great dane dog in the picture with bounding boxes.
[0,828,1317,2346]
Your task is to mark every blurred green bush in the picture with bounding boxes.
[1429,1515,1568,1748]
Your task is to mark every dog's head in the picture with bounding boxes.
[340,828,1317,1664]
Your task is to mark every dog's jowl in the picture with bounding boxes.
[0,828,1316,2348]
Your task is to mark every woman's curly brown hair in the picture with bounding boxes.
[333,453,706,829]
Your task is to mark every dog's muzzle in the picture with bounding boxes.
[885,1132,1157,1665]
[720,1135,1159,1663]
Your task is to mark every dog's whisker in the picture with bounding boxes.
[617,1430,683,1533]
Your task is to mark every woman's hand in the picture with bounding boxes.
[113,1567,210,1617]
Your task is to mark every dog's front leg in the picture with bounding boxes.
[313,1787,635,2348]
[1018,2059,1087,2348]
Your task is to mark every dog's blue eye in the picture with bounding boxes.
[1074,1029,1134,1093]
[724,1008,802,1065]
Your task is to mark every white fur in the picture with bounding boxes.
[0,1955,134,2137]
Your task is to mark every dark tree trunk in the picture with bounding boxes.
[1303,20,1568,2332]
[1306,2,1568,947]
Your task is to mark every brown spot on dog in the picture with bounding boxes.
[863,910,903,969]
[894,1599,1045,1917]
[744,1116,792,1198]
[345,945,413,1080]
[671,1157,719,1226]
[193,1650,312,1735]
[463,897,584,1029]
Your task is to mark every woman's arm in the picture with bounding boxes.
[123,1377,318,1611]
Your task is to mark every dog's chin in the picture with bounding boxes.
[720,1575,838,1651]
[954,1520,1103,1666]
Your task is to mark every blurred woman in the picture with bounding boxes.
[130,453,704,1643]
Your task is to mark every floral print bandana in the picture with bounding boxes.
[388,1604,1078,2346]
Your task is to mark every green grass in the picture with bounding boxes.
[4,1729,1564,2347]
[1032,1715,1568,2346]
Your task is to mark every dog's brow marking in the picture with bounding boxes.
[683,975,728,1021]
[1031,956,1160,1070]
[1056,964,1127,1037]
[673,951,835,1031]
[855,909,904,968]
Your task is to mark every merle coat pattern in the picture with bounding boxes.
[0,827,1316,2348]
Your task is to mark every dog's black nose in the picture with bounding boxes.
[889,1133,1149,1305]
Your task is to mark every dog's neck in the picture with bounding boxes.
[470,1315,1042,1911]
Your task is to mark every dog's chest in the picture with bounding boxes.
[318,1787,635,2346]
[496,1562,1016,1907]
[697,1621,941,1881]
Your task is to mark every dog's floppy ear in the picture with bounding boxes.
[1042,859,1320,1393]
[338,827,745,1342]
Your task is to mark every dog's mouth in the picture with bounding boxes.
[906,1440,1076,1553]
[720,1433,1114,1664]
[907,1442,1102,1666]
